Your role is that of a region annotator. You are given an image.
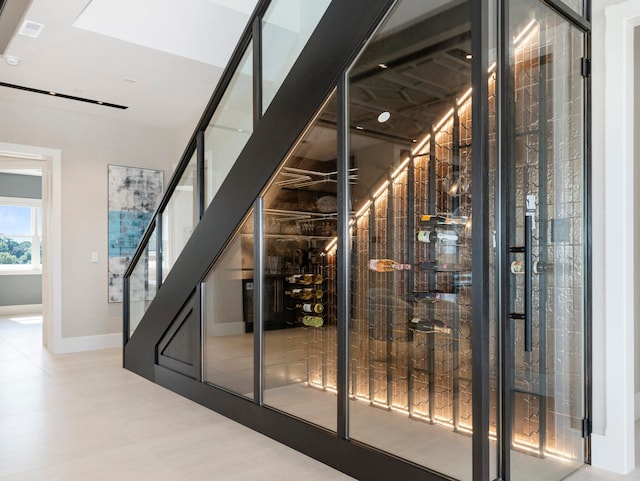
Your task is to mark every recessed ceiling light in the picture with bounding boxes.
[465,54,473,60]
[124,78,137,83]
[377,111,391,123]
[378,63,388,69]
[356,126,364,130]
[49,91,56,96]
[4,55,20,67]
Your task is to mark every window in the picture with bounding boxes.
[0,197,42,272]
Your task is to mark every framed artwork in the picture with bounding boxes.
[108,165,163,303]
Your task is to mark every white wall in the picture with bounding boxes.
[592,0,640,473]
[0,97,183,346]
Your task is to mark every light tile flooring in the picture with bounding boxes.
[1,314,640,481]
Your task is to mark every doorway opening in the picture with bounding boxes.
[0,142,61,354]
[0,163,44,342]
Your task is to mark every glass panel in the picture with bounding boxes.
[560,0,582,17]
[162,152,198,281]
[129,226,158,337]
[203,212,254,398]
[262,93,337,432]
[507,0,585,478]
[204,44,253,208]
[261,0,331,113]
[348,1,473,478]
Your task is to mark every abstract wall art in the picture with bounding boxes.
[108,165,163,303]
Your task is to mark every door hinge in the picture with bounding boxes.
[582,417,592,437]
[581,57,591,78]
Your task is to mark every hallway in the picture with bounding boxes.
[0,315,637,481]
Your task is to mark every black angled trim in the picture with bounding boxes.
[0,82,128,109]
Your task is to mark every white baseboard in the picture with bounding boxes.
[591,432,636,474]
[210,322,245,337]
[53,333,121,354]
[0,304,42,316]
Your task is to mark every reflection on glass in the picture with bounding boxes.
[204,44,253,208]
[129,226,157,337]
[162,152,198,281]
[262,93,338,432]
[347,1,473,479]
[203,212,254,398]
[261,0,331,113]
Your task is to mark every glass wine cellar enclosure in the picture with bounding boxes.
[124,1,590,480]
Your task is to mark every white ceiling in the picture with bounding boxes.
[0,0,259,130]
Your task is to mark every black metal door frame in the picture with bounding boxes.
[490,1,592,480]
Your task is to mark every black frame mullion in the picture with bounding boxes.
[254,197,265,406]
[337,71,350,440]
[197,131,205,220]
[253,15,263,126]
[540,0,590,31]
[582,21,593,467]
[471,0,491,480]
[156,212,163,289]
[496,0,513,478]
[123,275,130,348]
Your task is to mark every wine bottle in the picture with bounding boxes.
[297,303,324,314]
[285,288,313,300]
[312,289,323,299]
[420,214,447,224]
[409,317,450,333]
[420,214,468,226]
[302,315,323,328]
[286,274,313,285]
[312,274,323,285]
[416,230,459,243]
[368,259,411,272]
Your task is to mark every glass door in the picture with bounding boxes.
[495,1,588,479]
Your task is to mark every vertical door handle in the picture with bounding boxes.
[524,214,533,352]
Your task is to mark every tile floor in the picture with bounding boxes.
[1,314,639,481]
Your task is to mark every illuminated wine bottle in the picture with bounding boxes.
[297,303,324,314]
[312,274,323,285]
[285,288,313,300]
[286,274,313,285]
[416,230,459,243]
[302,315,323,327]
[368,259,411,272]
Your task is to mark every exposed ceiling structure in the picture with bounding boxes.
[347,1,472,146]
[0,0,259,130]
[312,1,472,148]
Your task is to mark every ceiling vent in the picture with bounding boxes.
[18,18,43,38]
[0,0,32,54]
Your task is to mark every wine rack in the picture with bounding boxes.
[338,93,474,430]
